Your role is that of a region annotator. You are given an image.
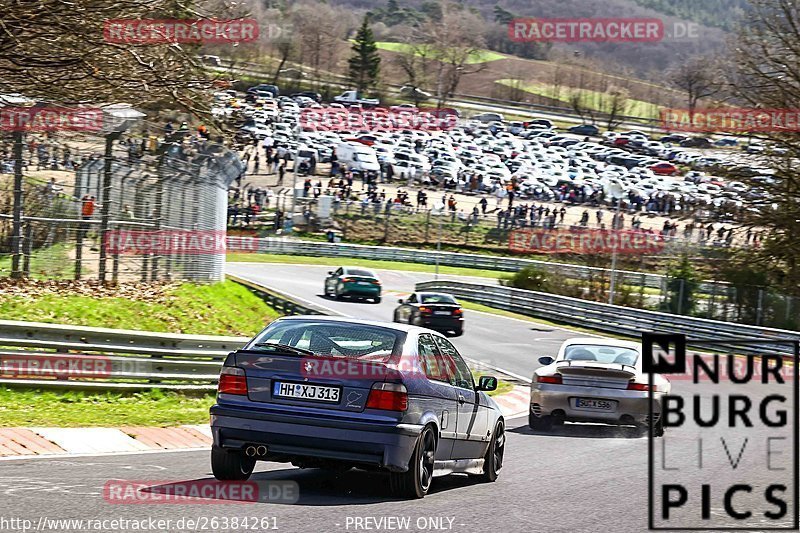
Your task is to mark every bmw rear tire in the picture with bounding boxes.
[211,445,255,481]
[390,426,436,499]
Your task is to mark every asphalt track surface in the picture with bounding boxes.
[1,262,795,533]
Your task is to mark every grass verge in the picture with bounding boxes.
[228,253,506,280]
[0,280,280,336]
[0,388,214,427]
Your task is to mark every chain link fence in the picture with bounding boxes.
[0,121,243,282]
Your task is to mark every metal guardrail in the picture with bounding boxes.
[0,277,328,390]
[0,320,249,391]
[416,280,800,357]
[232,237,671,290]
[227,274,331,316]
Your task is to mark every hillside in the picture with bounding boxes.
[329,0,738,75]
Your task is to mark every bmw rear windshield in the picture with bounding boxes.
[244,320,402,361]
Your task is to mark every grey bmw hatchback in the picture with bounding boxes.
[210,316,505,498]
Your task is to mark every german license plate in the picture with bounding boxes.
[273,382,340,403]
[434,310,451,315]
[574,398,614,410]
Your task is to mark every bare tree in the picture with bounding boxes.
[669,56,724,119]
[725,0,800,292]
[603,87,630,131]
[0,0,246,114]
[421,4,487,107]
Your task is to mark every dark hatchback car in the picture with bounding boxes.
[324,267,381,303]
[567,124,600,136]
[210,316,504,498]
[393,292,464,336]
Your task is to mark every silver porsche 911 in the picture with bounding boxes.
[529,338,671,436]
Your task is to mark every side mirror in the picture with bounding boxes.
[397,298,404,304]
[327,271,333,275]
[476,375,498,392]
[538,356,554,366]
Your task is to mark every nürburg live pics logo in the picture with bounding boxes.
[644,333,798,530]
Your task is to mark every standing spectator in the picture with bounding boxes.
[277,162,286,186]
[479,197,488,215]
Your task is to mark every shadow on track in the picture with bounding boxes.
[143,467,486,506]
[510,423,646,440]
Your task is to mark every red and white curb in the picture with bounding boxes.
[0,386,529,458]
[493,386,530,419]
[0,425,212,458]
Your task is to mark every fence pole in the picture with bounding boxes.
[74,222,84,280]
[677,278,685,315]
[98,132,118,283]
[22,221,33,277]
[150,176,164,281]
[10,131,24,279]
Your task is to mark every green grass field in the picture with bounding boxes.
[0,388,214,427]
[228,252,505,280]
[496,79,661,119]
[375,41,506,64]
[0,280,280,336]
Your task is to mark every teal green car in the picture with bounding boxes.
[324,267,382,303]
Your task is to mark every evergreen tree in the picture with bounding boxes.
[348,15,381,94]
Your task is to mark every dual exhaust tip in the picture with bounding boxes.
[244,445,268,457]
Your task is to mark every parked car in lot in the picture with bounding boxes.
[393,292,464,336]
[649,161,678,175]
[247,84,279,97]
[567,124,600,136]
[210,316,505,498]
[472,112,504,123]
[323,267,382,303]
[529,338,670,435]
[680,136,712,148]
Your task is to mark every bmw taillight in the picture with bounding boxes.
[340,277,354,283]
[371,279,381,285]
[536,374,563,385]
[453,308,463,316]
[218,367,248,395]
[366,382,408,411]
[418,306,432,315]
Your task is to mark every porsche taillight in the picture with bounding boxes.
[536,374,562,385]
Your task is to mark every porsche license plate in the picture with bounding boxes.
[574,398,614,410]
